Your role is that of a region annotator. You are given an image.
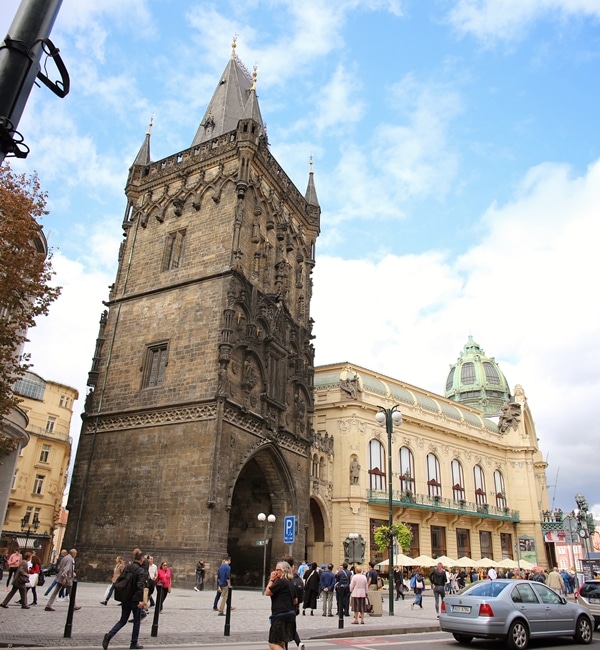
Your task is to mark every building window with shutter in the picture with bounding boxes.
[143,342,169,388]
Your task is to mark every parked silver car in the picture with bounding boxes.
[439,579,593,649]
[577,579,600,630]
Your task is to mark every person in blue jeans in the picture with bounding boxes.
[410,568,425,609]
[102,549,147,650]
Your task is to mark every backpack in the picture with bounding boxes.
[410,574,417,590]
[293,574,304,603]
[114,566,137,603]
[377,575,384,589]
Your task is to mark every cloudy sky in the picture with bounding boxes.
[2,0,599,516]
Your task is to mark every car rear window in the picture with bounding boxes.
[464,581,509,598]
[580,582,600,597]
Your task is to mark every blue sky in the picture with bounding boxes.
[2,0,600,516]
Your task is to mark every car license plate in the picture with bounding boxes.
[453,605,471,613]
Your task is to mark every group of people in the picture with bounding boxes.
[1,547,77,611]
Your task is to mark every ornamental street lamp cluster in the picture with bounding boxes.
[20,512,40,551]
[258,512,276,593]
[375,405,402,617]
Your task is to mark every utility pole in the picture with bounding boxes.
[0,0,69,163]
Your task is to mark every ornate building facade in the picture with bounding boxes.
[1,371,77,562]
[308,344,550,569]
[64,45,320,584]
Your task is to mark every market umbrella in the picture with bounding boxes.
[475,557,496,567]
[375,553,415,568]
[453,556,475,568]
[411,554,436,567]
[497,558,520,569]
[433,555,456,567]
[518,559,534,570]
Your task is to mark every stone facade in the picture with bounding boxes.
[64,52,320,587]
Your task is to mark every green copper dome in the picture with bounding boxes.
[444,336,511,415]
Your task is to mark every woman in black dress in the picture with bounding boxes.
[301,562,320,616]
[265,561,297,650]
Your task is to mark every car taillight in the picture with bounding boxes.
[441,600,446,613]
[479,603,494,617]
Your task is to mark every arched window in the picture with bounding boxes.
[368,439,386,491]
[427,453,442,497]
[399,447,415,494]
[461,362,476,384]
[451,459,465,500]
[494,470,507,508]
[473,465,487,505]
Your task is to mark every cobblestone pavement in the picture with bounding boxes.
[0,582,440,648]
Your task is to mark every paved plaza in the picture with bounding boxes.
[0,582,440,647]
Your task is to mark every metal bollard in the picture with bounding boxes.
[223,587,233,636]
[338,594,344,630]
[63,580,77,638]
[150,587,163,637]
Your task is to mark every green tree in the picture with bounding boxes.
[0,162,60,425]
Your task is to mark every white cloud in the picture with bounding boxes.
[447,0,600,43]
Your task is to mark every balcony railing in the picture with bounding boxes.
[368,489,520,522]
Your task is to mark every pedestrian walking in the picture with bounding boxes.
[5,548,22,589]
[102,548,147,650]
[216,556,233,616]
[410,567,425,609]
[156,561,172,612]
[101,556,126,605]
[429,562,448,617]
[45,549,80,611]
[265,561,297,650]
[1,552,30,609]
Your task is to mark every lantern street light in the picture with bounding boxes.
[258,512,276,594]
[375,405,402,617]
[20,512,40,551]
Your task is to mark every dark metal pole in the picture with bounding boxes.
[387,410,394,617]
[0,0,63,161]
[150,587,162,637]
[63,579,76,637]
[223,587,232,636]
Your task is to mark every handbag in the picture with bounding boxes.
[416,580,424,590]
[365,598,373,613]
[37,571,45,587]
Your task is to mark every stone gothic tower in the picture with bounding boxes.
[64,45,320,585]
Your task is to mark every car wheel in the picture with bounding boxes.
[506,619,529,650]
[574,616,593,644]
[452,633,473,644]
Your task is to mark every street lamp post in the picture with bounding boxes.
[258,512,276,594]
[375,404,402,617]
[20,513,40,552]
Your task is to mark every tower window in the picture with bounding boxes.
[445,367,455,391]
[143,342,169,388]
[162,230,186,271]
[461,362,476,385]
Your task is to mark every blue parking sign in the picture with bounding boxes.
[284,515,295,544]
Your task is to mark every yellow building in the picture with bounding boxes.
[1,372,77,563]
[308,339,550,571]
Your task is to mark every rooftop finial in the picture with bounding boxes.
[146,114,154,135]
[231,34,238,58]
[309,154,314,174]
[250,63,258,91]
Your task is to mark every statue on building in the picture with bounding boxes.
[498,402,521,433]
[350,458,360,485]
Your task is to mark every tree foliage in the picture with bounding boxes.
[373,522,412,554]
[0,163,61,421]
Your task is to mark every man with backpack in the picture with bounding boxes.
[102,548,148,650]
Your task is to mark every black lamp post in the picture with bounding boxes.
[375,404,402,617]
[20,512,40,551]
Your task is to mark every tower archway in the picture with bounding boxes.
[227,445,297,587]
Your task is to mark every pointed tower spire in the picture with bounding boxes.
[133,115,153,166]
[305,155,320,207]
[191,39,263,147]
[241,63,263,126]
